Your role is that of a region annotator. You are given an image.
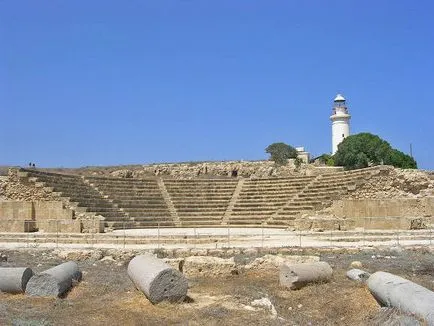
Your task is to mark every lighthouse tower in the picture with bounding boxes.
[330,94,351,154]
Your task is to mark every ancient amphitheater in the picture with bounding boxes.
[2,162,434,325]
[0,162,433,246]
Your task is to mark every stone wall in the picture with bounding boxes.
[329,197,434,229]
[347,168,434,199]
[111,160,307,179]
[77,160,346,179]
[0,169,57,202]
[0,201,81,233]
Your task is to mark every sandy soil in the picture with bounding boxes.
[1,247,433,325]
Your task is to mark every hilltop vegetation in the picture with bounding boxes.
[331,133,417,170]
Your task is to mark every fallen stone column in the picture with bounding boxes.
[25,261,82,297]
[0,267,34,293]
[346,269,370,282]
[280,261,333,290]
[128,254,188,304]
[367,271,434,325]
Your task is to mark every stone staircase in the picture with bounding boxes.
[227,176,316,226]
[270,166,388,227]
[84,175,175,228]
[14,166,390,230]
[18,169,129,229]
[163,179,239,227]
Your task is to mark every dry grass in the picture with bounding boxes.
[1,248,433,325]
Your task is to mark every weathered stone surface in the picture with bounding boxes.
[0,169,58,202]
[350,261,363,268]
[128,254,188,304]
[367,271,434,325]
[25,261,82,297]
[280,261,333,290]
[346,269,370,282]
[181,256,239,277]
[0,267,33,293]
[370,307,423,326]
[53,249,103,261]
[245,255,320,271]
[250,297,277,318]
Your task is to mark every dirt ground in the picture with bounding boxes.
[1,247,433,326]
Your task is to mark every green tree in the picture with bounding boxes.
[265,142,297,165]
[384,148,417,169]
[316,154,335,166]
[334,133,417,170]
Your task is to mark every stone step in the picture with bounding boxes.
[112,199,166,205]
[242,184,307,190]
[126,211,170,217]
[163,179,238,184]
[85,176,157,182]
[177,210,225,215]
[171,197,231,202]
[117,205,168,211]
[231,211,275,216]
[234,201,288,207]
[130,216,172,222]
[108,194,165,200]
[180,216,223,221]
[93,185,160,191]
[75,199,113,206]
[84,207,120,212]
[174,201,230,206]
[241,187,303,195]
[91,211,126,218]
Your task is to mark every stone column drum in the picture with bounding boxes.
[25,261,82,297]
[128,254,188,304]
[367,271,434,325]
[280,261,333,290]
[0,267,34,293]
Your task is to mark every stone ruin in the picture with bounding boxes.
[0,163,432,233]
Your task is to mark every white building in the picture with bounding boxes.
[330,94,351,154]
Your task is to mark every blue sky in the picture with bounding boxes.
[1,1,433,169]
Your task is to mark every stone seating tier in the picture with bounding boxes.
[17,167,383,230]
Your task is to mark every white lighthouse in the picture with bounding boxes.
[330,94,351,154]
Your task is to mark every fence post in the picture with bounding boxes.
[194,227,197,249]
[396,230,400,246]
[429,226,432,245]
[26,220,30,248]
[92,218,95,249]
[261,225,264,248]
[56,219,59,249]
[157,223,160,249]
[363,218,366,247]
[299,230,302,248]
[227,227,230,247]
[123,220,126,249]
[330,229,333,247]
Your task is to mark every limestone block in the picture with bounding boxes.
[34,201,73,220]
[367,271,434,325]
[181,256,239,277]
[0,267,34,293]
[80,217,105,233]
[0,220,36,232]
[128,254,188,304]
[37,219,81,233]
[25,261,82,297]
[0,201,33,220]
[346,269,370,282]
[245,254,319,271]
[280,261,333,290]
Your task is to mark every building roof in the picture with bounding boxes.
[334,94,346,102]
